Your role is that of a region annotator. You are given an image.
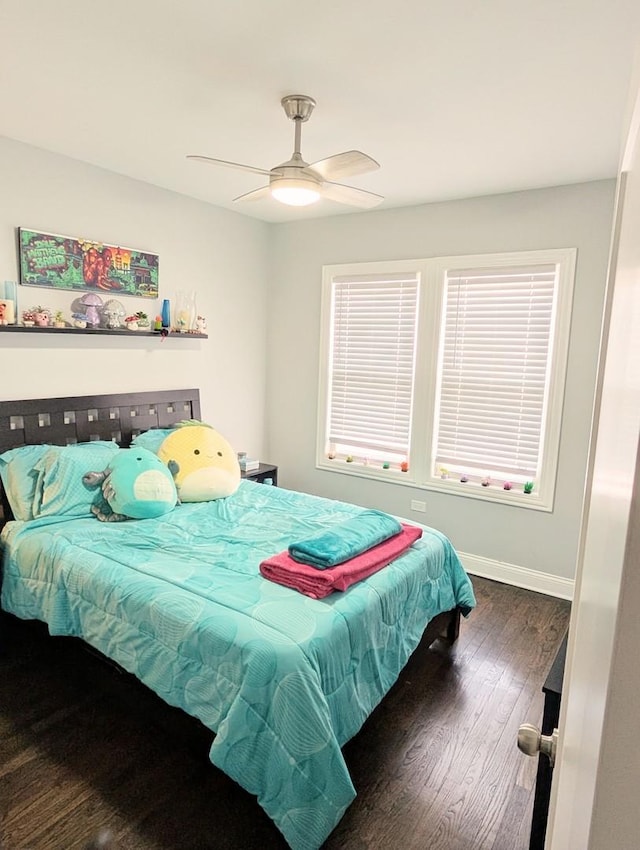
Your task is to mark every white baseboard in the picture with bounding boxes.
[458,551,574,601]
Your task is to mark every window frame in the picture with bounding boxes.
[317,248,576,512]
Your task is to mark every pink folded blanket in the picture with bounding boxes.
[260,523,423,599]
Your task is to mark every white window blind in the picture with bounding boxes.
[327,273,419,463]
[433,264,557,481]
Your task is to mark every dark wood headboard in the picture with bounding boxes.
[0,388,201,524]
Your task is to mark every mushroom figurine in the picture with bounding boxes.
[102,299,126,329]
[80,293,103,327]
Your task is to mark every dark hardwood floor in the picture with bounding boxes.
[0,576,570,850]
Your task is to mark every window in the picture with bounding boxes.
[323,268,419,466]
[317,250,576,511]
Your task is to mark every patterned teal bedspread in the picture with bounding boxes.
[0,481,475,849]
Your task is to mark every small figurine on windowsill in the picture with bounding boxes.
[523,481,535,494]
[196,315,207,333]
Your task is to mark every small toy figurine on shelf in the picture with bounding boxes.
[0,299,16,325]
[0,281,17,325]
[503,481,513,490]
[196,315,207,333]
[33,307,51,327]
[22,309,36,327]
[459,473,469,483]
[102,300,126,329]
[400,461,409,472]
[481,476,491,487]
[53,310,66,328]
[79,293,103,327]
[135,311,150,329]
[524,481,535,494]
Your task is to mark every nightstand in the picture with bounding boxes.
[240,463,278,486]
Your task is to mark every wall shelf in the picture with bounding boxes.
[0,325,207,339]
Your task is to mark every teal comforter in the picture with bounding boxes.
[0,481,475,849]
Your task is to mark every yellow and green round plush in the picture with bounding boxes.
[158,421,240,502]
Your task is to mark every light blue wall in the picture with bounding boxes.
[0,136,271,456]
[267,181,616,582]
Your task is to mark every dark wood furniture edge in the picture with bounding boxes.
[241,463,278,485]
[423,607,461,647]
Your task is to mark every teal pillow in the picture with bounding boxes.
[35,442,121,518]
[131,428,176,455]
[0,444,53,521]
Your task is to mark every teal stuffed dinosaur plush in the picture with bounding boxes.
[82,447,178,522]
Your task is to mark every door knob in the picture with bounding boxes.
[517,723,559,768]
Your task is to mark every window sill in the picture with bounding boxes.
[317,459,416,485]
[316,459,552,511]
[424,476,551,511]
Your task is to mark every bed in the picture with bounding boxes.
[0,388,476,850]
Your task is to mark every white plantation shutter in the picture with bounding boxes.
[433,264,557,480]
[327,273,419,461]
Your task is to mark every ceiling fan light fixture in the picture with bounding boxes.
[270,178,320,206]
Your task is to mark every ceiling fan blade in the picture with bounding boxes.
[308,150,380,182]
[320,181,384,209]
[186,155,273,177]
[233,185,272,203]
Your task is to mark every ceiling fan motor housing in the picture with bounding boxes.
[281,94,316,123]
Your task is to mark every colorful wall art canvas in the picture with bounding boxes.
[18,228,159,298]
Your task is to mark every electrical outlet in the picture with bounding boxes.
[411,499,426,512]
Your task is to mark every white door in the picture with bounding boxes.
[545,72,640,848]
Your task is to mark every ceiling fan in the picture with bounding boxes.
[187,94,383,209]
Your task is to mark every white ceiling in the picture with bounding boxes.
[1,1,639,223]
